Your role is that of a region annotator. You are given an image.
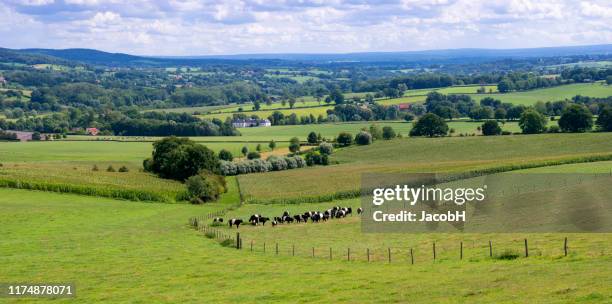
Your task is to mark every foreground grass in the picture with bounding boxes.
[1,188,610,303]
[238,133,612,202]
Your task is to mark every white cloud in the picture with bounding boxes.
[0,0,610,55]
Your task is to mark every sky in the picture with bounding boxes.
[0,0,611,56]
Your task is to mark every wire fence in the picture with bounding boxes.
[188,214,605,263]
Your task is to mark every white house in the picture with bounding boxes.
[232,119,272,128]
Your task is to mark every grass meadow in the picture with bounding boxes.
[1,188,610,303]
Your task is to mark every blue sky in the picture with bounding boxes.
[0,0,611,56]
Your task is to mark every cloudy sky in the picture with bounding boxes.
[1,0,611,56]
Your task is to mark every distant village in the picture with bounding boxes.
[0,127,99,142]
[231,118,271,128]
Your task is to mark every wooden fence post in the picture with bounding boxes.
[367,248,370,262]
[564,237,568,256]
[276,243,279,255]
[410,248,414,265]
[236,233,240,249]
[433,242,436,261]
[460,241,463,260]
[347,248,350,261]
[312,247,315,258]
[329,248,332,260]
[292,244,295,257]
[489,240,493,257]
[250,240,253,252]
[263,242,266,253]
[524,239,528,257]
[388,248,391,263]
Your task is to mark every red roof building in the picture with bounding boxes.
[86,128,99,136]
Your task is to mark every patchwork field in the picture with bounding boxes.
[237,133,612,202]
[1,187,610,303]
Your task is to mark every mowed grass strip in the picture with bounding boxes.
[1,188,610,303]
[238,133,612,201]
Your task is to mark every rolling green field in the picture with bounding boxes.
[1,187,610,303]
[477,83,612,106]
[198,106,332,121]
[238,133,612,202]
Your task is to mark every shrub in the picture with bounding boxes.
[146,137,219,181]
[336,132,353,146]
[241,146,248,156]
[268,140,276,151]
[382,126,396,139]
[501,130,512,135]
[319,142,333,155]
[558,104,593,133]
[186,174,222,203]
[107,165,116,172]
[218,149,233,161]
[247,151,261,159]
[519,110,547,134]
[548,125,561,133]
[307,131,318,144]
[118,166,129,172]
[369,124,383,140]
[494,250,520,260]
[410,113,448,137]
[481,120,502,136]
[355,131,373,145]
[92,165,99,171]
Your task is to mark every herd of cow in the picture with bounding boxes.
[213,206,364,228]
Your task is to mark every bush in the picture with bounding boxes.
[548,125,561,133]
[218,149,233,161]
[369,124,382,140]
[107,165,116,172]
[519,110,547,134]
[336,132,353,146]
[186,173,224,203]
[494,250,520,260]
[409,113,448,137]
[558,104,593,133]
[319,142,333,155]
[382,126,396,139]
[355,131,373,145]
[92,165,99,171]
[145,137,219,181]
[118,166,129,172]
[501,130,512,135]
[247,151,261,159]
[481,120,502,136]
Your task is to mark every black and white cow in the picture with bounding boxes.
[213,217,223,223]
[249,214,262,225]
[357,207,363,215]
[259,217,270,226]
[282,211,290,217]
[229,218,243,228]
[272,220,278,227]
[293,215,302,223]
[283,216,294,223]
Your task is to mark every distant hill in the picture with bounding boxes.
[2,44,612,67]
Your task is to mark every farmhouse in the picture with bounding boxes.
[232,119,272,128]
[86,127,99,136]
[397,103,411,111]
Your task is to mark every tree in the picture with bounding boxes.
[256,144,262,152]
[409,113,448,137]
[268,140,276,151]
[288,97,296,109]
[382,126,396,139]
[497,78,514,93]
[355,131,372,145]
[494,108,507,120]
[247,152,261,159]
[558,104,593,133]
[481,120,502,136]
[369,124,382,140]
[330,89,345,105]
[596,107,612,132]
[307,131,318,144]
[606,76,612,85]
[519,109,547,134]
[253,100,261,111]
[336,132,353,146]
[241,146,249,157]
[289,137,300,153]
[319,142,333,155]
[143,137,220,181]
[219,149,233,161]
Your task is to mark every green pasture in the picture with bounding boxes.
[475,83,612,106]
[1,188,610,303]
[237,133,612,202]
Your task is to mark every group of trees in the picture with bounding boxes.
[219,155,306,176]
[142,137,226,204]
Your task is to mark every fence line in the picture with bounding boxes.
[190,215,586,264]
